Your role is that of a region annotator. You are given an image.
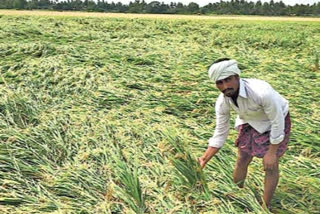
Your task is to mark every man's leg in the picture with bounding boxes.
[263,157,279,209]
[233,149,253,188]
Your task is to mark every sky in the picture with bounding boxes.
[107,0,320,6]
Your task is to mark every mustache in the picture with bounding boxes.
[222,88,234,93]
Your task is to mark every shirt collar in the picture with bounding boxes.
[238,78,247,98]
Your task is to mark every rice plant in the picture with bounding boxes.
[112,147,146,214]
[0,90,39,129]
[163,129,210,200]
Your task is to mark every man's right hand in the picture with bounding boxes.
[198,146,220,169]
[198,157,207,169]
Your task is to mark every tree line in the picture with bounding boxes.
[0,0,319,16]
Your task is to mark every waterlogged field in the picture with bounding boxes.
[0,11,319,213]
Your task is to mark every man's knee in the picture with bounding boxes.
[265,167,279,175]
[236,152,253,168]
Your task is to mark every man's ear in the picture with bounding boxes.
[234,74,240,80]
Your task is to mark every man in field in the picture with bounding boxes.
[198,58,291,210]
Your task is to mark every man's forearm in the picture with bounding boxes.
[267,144,280,156]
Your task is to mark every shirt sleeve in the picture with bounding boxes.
[208,94,230,148]
[261,89,285,144]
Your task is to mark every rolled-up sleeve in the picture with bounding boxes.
[262,90,285,144]
[208,95,230,148]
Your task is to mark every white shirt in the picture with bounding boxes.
[208,78,289,148]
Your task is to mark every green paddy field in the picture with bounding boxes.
[0,10,319,213]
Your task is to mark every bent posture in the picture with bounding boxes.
[198,58,291,210]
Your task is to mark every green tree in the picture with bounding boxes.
[187,2,199,14]
[128,0,147,13]
[13,0,27,9]
[175,2,186,14]
[146,1,161,13]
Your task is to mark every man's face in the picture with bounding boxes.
[215,75,240,97]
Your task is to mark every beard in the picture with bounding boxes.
[223,88,235,97]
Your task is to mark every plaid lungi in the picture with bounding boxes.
[235,113,291,158]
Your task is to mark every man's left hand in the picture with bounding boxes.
[263,152,277,171]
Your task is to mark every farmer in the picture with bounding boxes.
[198,58,291,210]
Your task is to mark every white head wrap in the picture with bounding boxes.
[208,59,241,82]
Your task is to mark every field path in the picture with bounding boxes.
[1,9,320,21]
